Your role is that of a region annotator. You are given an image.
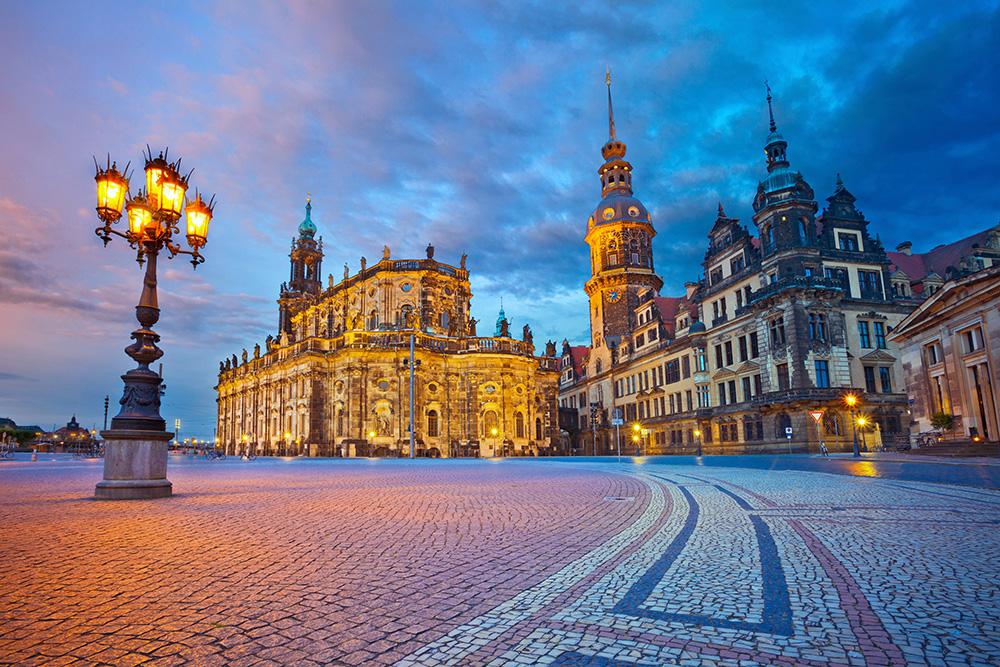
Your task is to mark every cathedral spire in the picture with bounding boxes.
[763,82,789,173]
[766,81,777,133]
[606,66,616,140]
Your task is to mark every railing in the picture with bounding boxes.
[750,387,851,405]
[747,275,844,306]
[221,330,553,380]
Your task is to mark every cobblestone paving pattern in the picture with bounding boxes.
[1,457,998,666]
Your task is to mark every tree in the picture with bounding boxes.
[930,412,955,434]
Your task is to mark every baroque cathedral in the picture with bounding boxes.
[216,201,560,457]
[558,78,999,454]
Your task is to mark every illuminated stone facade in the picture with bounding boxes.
[559,84,962,454]
[216,201,559,457]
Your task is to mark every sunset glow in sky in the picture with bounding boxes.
[1,1,998,436]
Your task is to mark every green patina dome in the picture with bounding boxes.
[299,199,317,238]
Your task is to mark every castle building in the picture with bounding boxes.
[216,202,560,457]
[558,79,998,454]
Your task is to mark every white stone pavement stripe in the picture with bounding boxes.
[396,473,665,667]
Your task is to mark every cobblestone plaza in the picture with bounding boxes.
[1,457,998,666]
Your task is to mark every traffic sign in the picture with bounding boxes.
[809,410,824,424]
[611,418,624,426]
[785,426,793,436]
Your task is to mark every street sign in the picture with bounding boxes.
[611,418,624,426]
[809,410,824,424]
[785,426,793,436]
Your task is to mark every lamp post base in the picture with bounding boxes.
[95,430,173,500]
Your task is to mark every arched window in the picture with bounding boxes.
[427,410,439,437]
[368,309,378,330]
[535,417,542,440]
[823,412,841,436]
[515,412,525,439]
[483,410,498,437]
[398,304,413,327]
[336,409,344,436]
[440,311,449,329]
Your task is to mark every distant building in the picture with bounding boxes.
[558,81,998,454]
[890,265,1000,443]
[217,200,560,458]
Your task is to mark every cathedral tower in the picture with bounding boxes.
[752,84,819,278]
[584,70,662,357]
[279,197,324,335]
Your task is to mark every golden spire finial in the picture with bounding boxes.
[306,192,311,204]
[605,66,616,140]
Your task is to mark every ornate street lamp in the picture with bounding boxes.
[844,392,861,458]
[92,148,216,499]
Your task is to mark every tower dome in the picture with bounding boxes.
[298,197,317,238]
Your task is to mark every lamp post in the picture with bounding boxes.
[92,149,216,499]
[844,392,861,458]
[856,415,868,452]
[641,428,650,457]
[632,422,641,456]
[491,426,499,457]
[694,429,703,457]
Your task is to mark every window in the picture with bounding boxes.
[864,367,877,393]
[682,355,691,379]
[635,333,645,347]
[754,374,762,396]
[427,410,439,437]
[736,289,744,310]
[814,360,830,388]
[696,349,707,372]
[750,332,760,358]
[879,367,892,393]
[685,390,693,411]
[665,360,680,384]
[743,415,763,441]
[825,266,848,287]
[728,380,737,404]
[808,313,827,341]
[738,336,748,362]
[720,421,739,443]
[648,327,657,341]
[535,418,542,440]
[724,341,733,366]
[697,386,711,408]
[484,410,499,435]
[710,266,724,285]
[964,327,983,353]
[859,270,882,298]
[838,232,859,251]
[858,320,871,348]
[776,363,790,391]
[731,256,745,274]
[925,342,941,366]
[769,317,786,346]
[718,383,727,406]
[823,413,841,436]
[715,345,724,369]
[742,376,752,401]
[874,321,887,349]
[776,413,792,439]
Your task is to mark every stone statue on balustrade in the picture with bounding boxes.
[522,324,533,345]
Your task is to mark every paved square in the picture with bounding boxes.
[1,457,998,666]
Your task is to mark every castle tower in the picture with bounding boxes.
[751,84,819,277]
[583,69,662,355]
[279,197,324,335]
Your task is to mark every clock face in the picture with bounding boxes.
[606,290,622,303]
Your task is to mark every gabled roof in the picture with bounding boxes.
[890,264,1000,340]
[567,346,590,377]
[888,227,997,282]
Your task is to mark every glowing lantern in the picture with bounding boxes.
[126,196,155,239]
[157,170,187,220]
[95,160,129,223]
[184,193,213,248]
[144,151,169,209]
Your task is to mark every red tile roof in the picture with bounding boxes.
[568,346,590,377]
[888,228,995,281]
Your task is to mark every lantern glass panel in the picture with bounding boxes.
[145,165,165,208]
[158,176,186,219]
[96,171,128,220]
[185,199,211,243]
[127,200,152,237]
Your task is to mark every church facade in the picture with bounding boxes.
[558,80,998,454]
[216,202,560,457]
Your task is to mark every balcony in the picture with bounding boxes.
[746,276,844,307]
[750,387,852,406]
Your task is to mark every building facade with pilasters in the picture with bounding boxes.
[217,202,559,457]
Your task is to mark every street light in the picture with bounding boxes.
[844,392,861,458]
[491,426,499,457]
[856,415,869,452]
[694,429,703,457]
[92,148,216,500]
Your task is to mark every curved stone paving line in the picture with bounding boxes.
[0,459,998,666]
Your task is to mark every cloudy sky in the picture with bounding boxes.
[1,1,997,436]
